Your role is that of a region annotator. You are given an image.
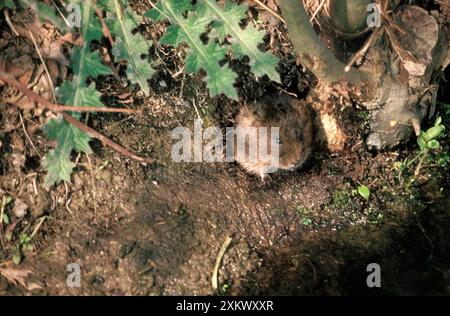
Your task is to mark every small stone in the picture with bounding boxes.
[144,273,155,288]
[101,170,112,183]
[13,198,28,219]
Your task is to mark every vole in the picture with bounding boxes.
[234,92,314,180]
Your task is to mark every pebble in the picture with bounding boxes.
[13,198,28,219]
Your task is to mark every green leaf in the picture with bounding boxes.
[417,132,427,151]
[425,125,445,141]
[148,0,238,99]
[42,1,114,187]
[435,116,442,126]
[56,81,105,117]
[427,140,440,149]
[12,253,22,265]
[2,213,9,225]
[45,119,93,154]
[185,42,227,73]
[71,47,112,82]
[43,78,104,187]
[144,2,165,21]
[203,0,280,83]
[146,0,193,20]
[357,185,371,200]
[42,149,75,188]
[43,118,93,188]
[301,218,312,226]
[108,4,154,95]
[0,0,16,9]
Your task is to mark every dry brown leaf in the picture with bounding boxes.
[0,263,43,291]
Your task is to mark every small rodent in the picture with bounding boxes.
[235,92,314,179]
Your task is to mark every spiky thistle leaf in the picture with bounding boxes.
[146,0,238,100]
[0,0,15,9]
[106,1,154,95]
[203,0,280,83]
[42,1,109,187]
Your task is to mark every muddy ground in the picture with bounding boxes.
[1,1,450,296]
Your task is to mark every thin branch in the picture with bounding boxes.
[345,28,383,72]
[278,0,376,99]
[50,0,72,28]
[0,71,140,114]
[3,9,19,36]
[93,0,115,46]
[28,30,56,103]
[309,0,327,23]
[0,70,151,164]
[19,111,41,158]
[251,0,286,23]
[211,236,233,291]
[62,113,153,164]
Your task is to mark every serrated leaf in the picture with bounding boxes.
[43,80,103,187]
[0,0,16,9]
[203,0,280,83]
[148,0,238,99]
[144,2,165,22]
[56,81,104,117]
[42,149,75,188]
[72,48,112,82]
[160,25,186,46]
[208,0,247,42]
[107,3,154,95]
[44,119,92,154]
[43,118,93,187]
[206,65,238,99]
[185,42,227,73]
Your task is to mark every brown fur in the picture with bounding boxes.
[235,92,314,178]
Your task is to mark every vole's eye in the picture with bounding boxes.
[276,138,282,144]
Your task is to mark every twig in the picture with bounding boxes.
[30,216,46,238]
[28,30,56,103]
[147,0,170,20]
[0,71,152,165]
[191,98,202,122]
[3,9,19,36]
[86,154,98,214]
[278,0,376,95]
[50,0,72,28]
[345,28,383,72]
[309,0,327,23]
[0,196,6,231]
[18,111,41,158]
[211,236,233,291]
[252,0,286,23]
[93,0,115,46]
[62,113,153,164]
[414,152,427,178]
[0,71,140,114]
[179,73,186,99]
